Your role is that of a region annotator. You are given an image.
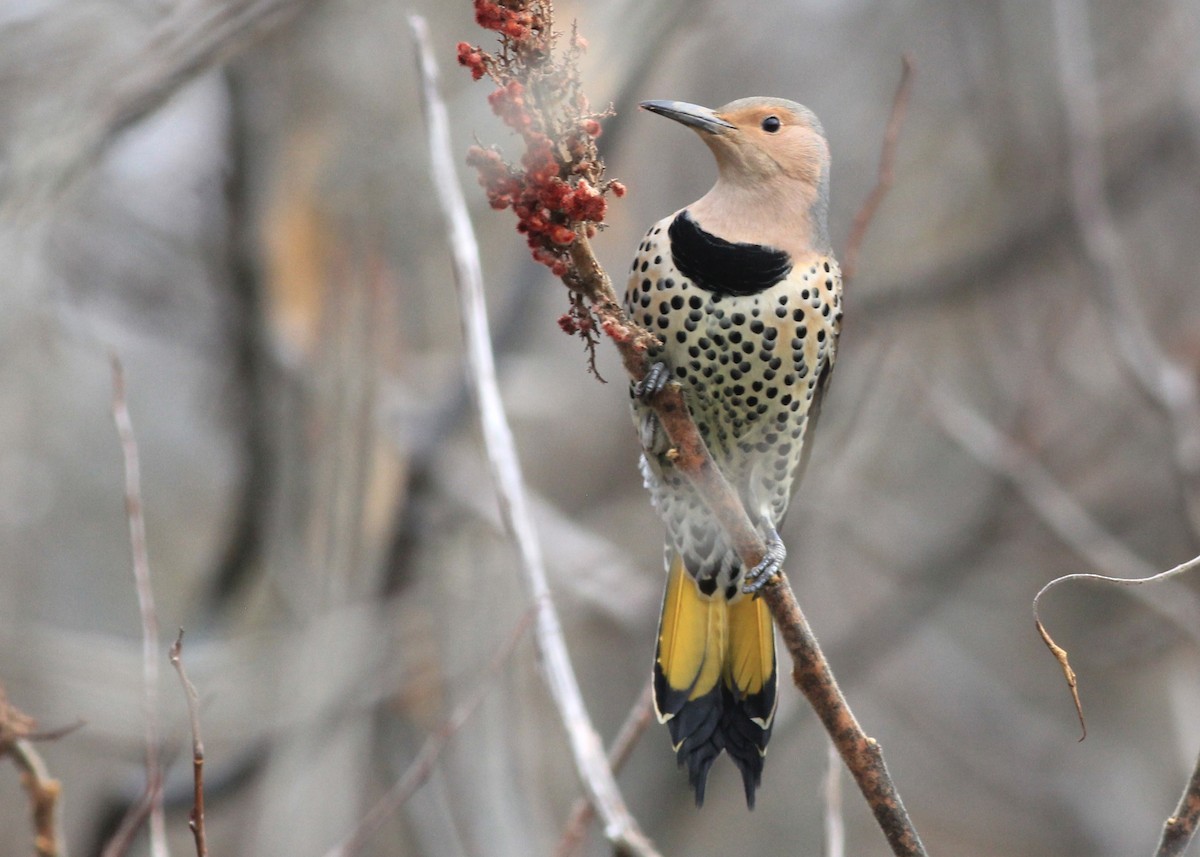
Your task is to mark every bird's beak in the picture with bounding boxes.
[640,100,735,134]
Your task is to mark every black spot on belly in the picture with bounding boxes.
[669,210,792,296]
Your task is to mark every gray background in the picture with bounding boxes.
[2,0,1200,855]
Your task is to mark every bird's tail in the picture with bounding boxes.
[653,552,778,807]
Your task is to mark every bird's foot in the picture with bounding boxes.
[742,523,786,595]
[635,361,671,402]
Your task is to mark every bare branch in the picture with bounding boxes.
[842,54,916,283]
[169,631,208,857]
[1050,0,1200,539]
[105,354,168,857]
[408,15,660,857]
[324,609,536,857]
[554,680,656,857]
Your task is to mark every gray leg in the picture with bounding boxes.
[635,361,671,401]
[742,520,786,594]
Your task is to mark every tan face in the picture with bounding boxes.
[706,99,830,187]
[639,97,833,253]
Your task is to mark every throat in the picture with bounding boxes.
[669,210,793,297]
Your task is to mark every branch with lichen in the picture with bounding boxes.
[458,4,924,854]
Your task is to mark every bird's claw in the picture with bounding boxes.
[635,361,671,402]
[742,527,786,595]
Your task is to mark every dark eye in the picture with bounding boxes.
[761,115,781,133]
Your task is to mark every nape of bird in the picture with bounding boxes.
[627,97,841,808]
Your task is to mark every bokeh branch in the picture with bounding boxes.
[1050,0,1200,540]
[456,4,925,853]
[842,53,915,283]
[105,355,168,857]
[411,14,659,857]
[324,608,536,857]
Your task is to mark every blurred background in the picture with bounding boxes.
[2,0,1200,855]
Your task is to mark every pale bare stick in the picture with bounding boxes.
[1050,0,1200,539]
[554,679,656,857]
[408,14,660,857]
[169,631,208,857]
[105,355,169,857]
[824,740,846,857]
[324,609,536,857]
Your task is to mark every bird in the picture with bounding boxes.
[626,97,841,808]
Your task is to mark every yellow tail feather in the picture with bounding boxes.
[653,552,780,805]
[656,554,726,720]
[726,594,774,698]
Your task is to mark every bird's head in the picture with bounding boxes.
[641,97,831,254]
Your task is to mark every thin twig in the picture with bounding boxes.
[1050,0,1200,540]
[169,631,208,857]
[842,54,916,283]
[324,609,537,857]
[1032,554,1200,740]
[824,740,846,857]
[554,679,656,857]
[1156,749,1200,857]
[106,354,168,857]
[408,15,660,857]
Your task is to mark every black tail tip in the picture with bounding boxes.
[668,688,767,809]
[682,755,760,809]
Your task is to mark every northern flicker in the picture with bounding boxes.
[627,97,841,807]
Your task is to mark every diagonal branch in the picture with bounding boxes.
[408,15,660,857]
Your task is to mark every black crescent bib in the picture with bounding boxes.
[669,210,793,297]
